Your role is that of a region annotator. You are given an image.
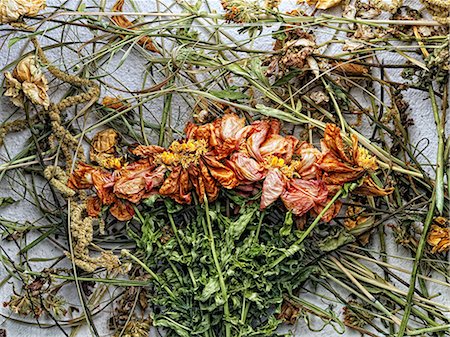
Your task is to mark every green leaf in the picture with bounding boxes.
[196,277,220,302]
[318,230,355,252]
[210,88,248,101]
[256,104,306,124]
[0,197,16,207]
[279,211,293,236]
[8,37,23,48]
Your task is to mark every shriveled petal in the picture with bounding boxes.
[353,177,394,197]
[261,169,285,209]
[295,142,322,180]
[131,145,166,158]
[91,129,119,153]
[220,113,245,139]
[86,196,102,217]
[114,176,146,203]
[67,163,97,189]
[312,199,342,222]
[246,120,270,161]
[281,179,328,216]
[227,152,265,183]
[92,170,116,205]
[185,122,219,148]
[159,166,192,204]
[259,134,289,158]
[322,124,353,163]
[109,199,135,221]
[202,155,238,189]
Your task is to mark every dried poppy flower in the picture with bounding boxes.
[111,0,158,53]
[0,0,46,24]
[427,217,450,254]
[113,161,166,203]
[4,55,50,108]
[281,179,328,216]
[318,124,377,186]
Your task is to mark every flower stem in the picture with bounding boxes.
[269,188,344,269]
[121,249,176,299]
[203,196,231,337]
[396,190,437,337]
[429,85,445,214]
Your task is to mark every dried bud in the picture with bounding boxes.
[0,0,46,24]
[4,55,50,108]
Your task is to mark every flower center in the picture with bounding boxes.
[155,139,208,168]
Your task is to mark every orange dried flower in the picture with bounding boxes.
[427,217,450,254]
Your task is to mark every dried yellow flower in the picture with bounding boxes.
[4,55,50,108]
[304,0,342,10]
[89,128,123,169]
[427,217,450,254]
[0,0,46,24]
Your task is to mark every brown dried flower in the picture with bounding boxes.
[0,0,46,24]
[4,55,50,108]
[89,128,123,169]
[427,217,450,254]
[277,300,300,325]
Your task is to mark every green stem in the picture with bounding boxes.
[121,250,176,299]
[203,196,231,337]
[429,85,445,214]
[396,190,437,337]
[166,202,198,288]
[269,188,345,269]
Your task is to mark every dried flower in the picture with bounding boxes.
[89,129,123,169]
[427,217,450,254]
[0,0,46,24]
[277,300,300,324]
[4,55,50,108]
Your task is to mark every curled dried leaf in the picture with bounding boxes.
[111,0,159,53]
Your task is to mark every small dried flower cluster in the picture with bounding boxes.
[4,55,50,109]
[427,217,450,254]
[221,0,265,23]
[0,0,46,24]
[3,278,67,319]
[68,114,391,222]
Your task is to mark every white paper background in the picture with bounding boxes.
[0,0,449,336]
